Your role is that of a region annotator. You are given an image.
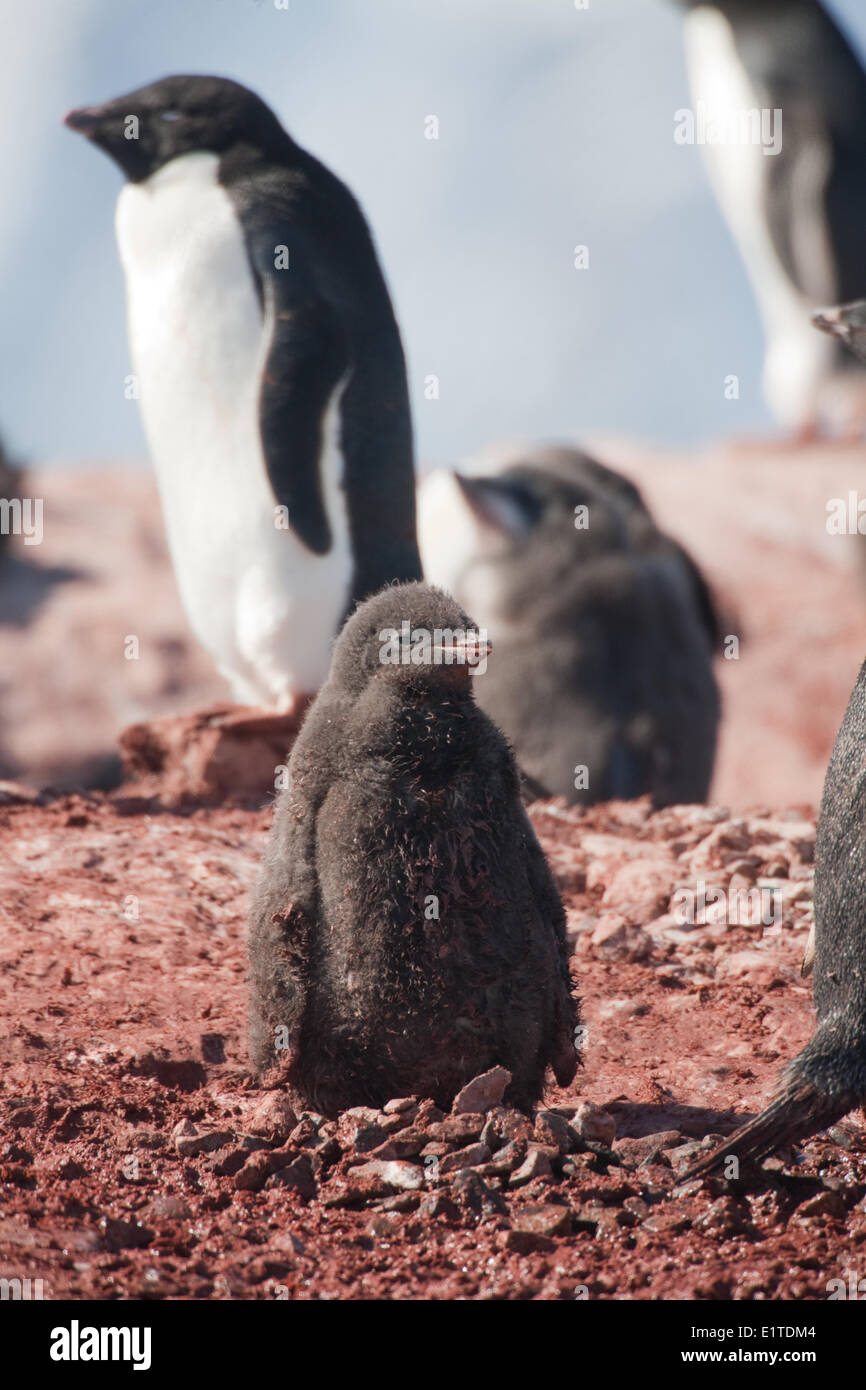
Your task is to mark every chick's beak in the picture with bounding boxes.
[431,634,492,667]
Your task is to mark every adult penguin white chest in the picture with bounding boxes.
[66,75,421,711]
[116,151,351,705]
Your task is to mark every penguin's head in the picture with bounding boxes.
[64,74,288,182]
[418,442,643,601]
[813,300,866,366]
[329,582,492,698]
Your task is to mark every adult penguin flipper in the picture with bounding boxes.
[246,219,349,557]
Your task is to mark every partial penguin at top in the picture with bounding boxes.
[672,0,866,437]
[418,442,721,807]
[65,74,421,711]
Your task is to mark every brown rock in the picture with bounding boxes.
[383,1097,419,1116]
[322,1169,391,1208]
[419,1141,452,1159]
[797,1190,846,1220]
[512,1203,572,1238]
[602,858,674,924]
[336,1109,386,1152]
[451,1067,512,1114]
[590,916,654,962]
[480,1108,534,1150]
[119,704,308,808]
[480,1139,528,1176]
[267,1154,316,1200]
[245,1094,298,1144]
[534,1111,573,1153]
[426,1114,486,1144]
[509,1147,553,1186]
[367,1128,427,1160]
[172,1120,234,1157]
[351,1160,425,1192]
[437,1143,491,1175]
[573,1102,616,1148]
[614,1133,680,1169]
[234,1152,274,1193]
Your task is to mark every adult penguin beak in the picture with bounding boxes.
[64,105,107,139]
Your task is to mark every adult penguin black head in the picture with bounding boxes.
[64,75,289,183]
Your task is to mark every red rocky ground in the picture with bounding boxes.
[2,787,863,1301]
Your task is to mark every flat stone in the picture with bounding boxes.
[512,1202,572,1238]
[172,1119,234,1157]
[481,1139,528,1176]
[352,1160,425,1192]
[534,1111,572,1153]
[234,1152,273,1193]
[509,1147,553,1186]
[451,1067,512,1115]
[383,1097,419,1115]
[437,1142,491,1175]
[367,1128,427,1160]
[797,1190,846,1220]
[614,1132,681,1169]
[427,1114,486,1143]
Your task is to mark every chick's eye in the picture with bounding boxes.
[160,110,182,122]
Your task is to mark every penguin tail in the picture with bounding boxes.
[683,1076,854,1183]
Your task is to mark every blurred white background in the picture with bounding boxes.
[1,0,865,468]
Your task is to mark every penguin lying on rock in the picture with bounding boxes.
[65,74,421,714]
[418,443,721,807]
[248,581,578,1116]
[687,656,866,1180]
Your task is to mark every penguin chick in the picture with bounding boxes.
[65,75,421,711]
[418,443,721,806]
[687,657,866,1181]
[247,581,579,1115]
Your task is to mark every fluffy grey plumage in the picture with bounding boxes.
[248,581,578,1115]
[419,445,720,807]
